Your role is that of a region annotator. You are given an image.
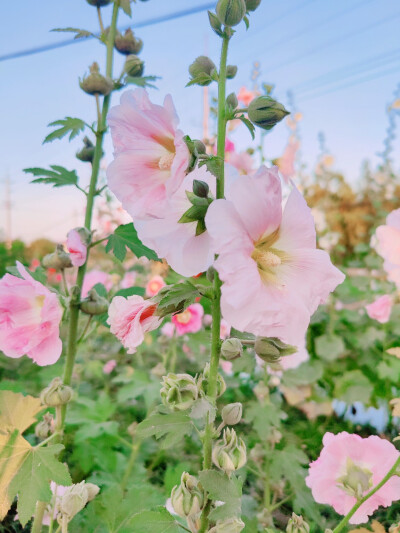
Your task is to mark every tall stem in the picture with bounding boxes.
[31,501,46,533]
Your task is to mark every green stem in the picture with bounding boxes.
[120,441,141,492]
[31,501,46,533]
[332,456,400,533]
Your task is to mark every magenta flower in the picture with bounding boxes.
[145,275,166,297]
[306,432,400,524]
[107,89,189,219]
[0,262,62,366]
[374,208,400,287]
[205,165,345,344]
[366,294,392,323]
[172,303,204,336]
[66,229,87,267]
[107,295,161,353]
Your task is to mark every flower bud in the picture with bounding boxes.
[216,0,247,27]
[124,55,145,77]
[226,92,238,109]
[212,428,247,474]
[193,179,210,198]
[79,62,113,96]
[35,412,54,440]
[200,363,226,398]
[86,0,111,5]
[161,373,199,411]
[221,403,242,425]
[226,65,238,79]
[80,288,109,315]
[254,336,296,363]
[248,95,289,130]
[115,28,143,55]
[189,56,216,85]
[221,338,243,361]
[286,513,310,533]
[43,244,72,270]
[193,139,207,155]
[209,517,245,533]
[170,472,204,518]
[76,136,96,163]
[336,457,373,499]
[40,377,73,407]
[245,0,262,11]
[59,481,100,521]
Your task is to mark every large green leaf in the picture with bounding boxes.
[25,165,79,188]
[44,117,86,143]
[106,223,159,262]
[130,507,180,533]
[136,413,193,449]
[198,470,242,521]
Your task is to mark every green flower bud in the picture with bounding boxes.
[226,65,238,79]
[170,472,204,518]
[212,428,247,474]
[40,377,73,407]
[221,403,242,426]
[226,92,238,109]
[245,0,262,11]
[35,412,54,440]
[248,95,289,130]
[286,513,310,533]
[209,517,245,533]
[79,62,113,96]
[115,28,143,55]
[59,481,100,521]
[206,265,216,283]
[254,336,297,363]
[161,373,199,411]
[200,363,226,397]
[124,54,145,77]
[221,338,243,361]
[189,56,216,83]
[336,457,373,499]
[42,244,72,270]
[193,179,210,198]
[193,139,207,155]
[80,288,109,316]
[216,0,247,27]
[76,136,96,163]
[86,0,111,5]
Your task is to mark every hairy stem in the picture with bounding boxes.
[31,501,46,533]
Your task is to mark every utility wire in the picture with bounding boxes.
[0,2,215,63]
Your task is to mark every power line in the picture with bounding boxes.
[0,2,215,63]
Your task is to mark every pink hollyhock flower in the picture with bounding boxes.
[172,303,204,336]
[227,151,254,176]
[107,89,190,219]
[107,295,162,353]
[374,209,400,287]
[103,359,117,374]
[306,432,400,524]
[203,314,213,327]
[146,275,166,297]
[136,165,216,277]
[30,258,40,271]
[120,270,137,289]
[220,319,231,339]
[237,86,258,107]
[205,165,345,344]
[277,138,299,183]
[220,360,233,376]
[0,262,62,366]
[82,270,112,298]
[66,229,87,267]
[366,294,392,323]
[225,138,235,153]
[280,343,309,370]
[161,321,175,338]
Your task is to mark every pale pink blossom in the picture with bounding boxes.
[227,151,254,175]
[366,294,392,323]
[306,432,400,524]
[107,89,190,219]
[66,229,87,267]
[277,138,299,183]
[136,165,216,277]
[280,343,309,370]
[145,275,166,297]
[220,360,233,376]
[103,359,117,374]
[374,209,400,287]
[203,314,213,327]
[107,295,162,354]
[120,270,137,289]
[82,270,112,298]
[161,322,175,338]
[220,319,231,339]
[0,262,62,366]
[237,86,258,107]
[225,138,235,153]
[172,303,204,336]
[205,165,345,344]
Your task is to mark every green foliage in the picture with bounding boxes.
[334,370,373,404]
[43,117,86,143]
[130,507,180,533]
[315,334,345,361]
[136,412,193,449]
[125,76,159,89]
[52,27,95,39]
[106,223,159,262]
[25,165,79,188]
[156,281,200,316]
[198,470,242,520]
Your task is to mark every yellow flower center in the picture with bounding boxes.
[35,295,46,309]
[175,309,192,324]
[251,228,287,288]
[158,152,175,171]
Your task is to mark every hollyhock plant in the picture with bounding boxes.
[107,88,190,219]
[82,270,112,298]
[145,275,166,297]
[66,229,87,267]
[0,262,62,366]
[172,303,204,336]
[237,86,258,107]
[120,270,137,289]
[277,138,299,183]
[306,432,400,524]
[107,295,162,354]
[103,359,117,374]
[366,295,392,323]
[205,165,345,344]
[374,208,400,287]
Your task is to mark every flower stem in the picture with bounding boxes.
[120,441,141,492]
[31,501,46,533]
[332,455,400,533]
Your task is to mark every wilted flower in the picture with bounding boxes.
[41,377,73,407]
[212,428,247,473]
[170,472,204,518]
[80,62,113,96]
[115,28,143,55]
[160,373,199,411]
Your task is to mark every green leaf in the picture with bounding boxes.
[114,286,145,298]
[106,223,159,262]
[25,165,79,189]
[238,115,255,139]
[334,370,373,404]
[156,281,200,316]
[245,401,286,440]
[186,73,213,87]
[52,27,95,39]
[130,507,180,533]
[377,357,400,383]
[208,11,223,37]
[9,444,71,526]
[315,334,345,361]
[198,470,242,521]
[282,361,323,388]
[136,412,193,449]
[44,117,86,143]
[120,0,132,17]
[125,75,159,89]
[198,156,223,179]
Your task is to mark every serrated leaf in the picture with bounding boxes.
[245,401,286,440]
[156,281,200,316]
[25,165,79,188]
[198,156,223,179]
[136,413,193,449]
[125,75,159,89]
[44,117,86,143]
[52,27,94,39]
[0,391,42,433]
[9,444,71,525]
[130,507,180,533]
[106,223,159,262]
[199,470,242,521]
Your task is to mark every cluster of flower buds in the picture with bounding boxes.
[221,402,242,426]
[80,288,109,315]
[212,428,247,474]
[40,377,73,407]
[286,513,310,533]
[209,517,245,533]
[170,472,204,518]
[221,338,243,360]
[42,244,72,270]
[35,412,54,440]
[199,363,226,398]
[216,0,247,27]
[254,336,297,363]
[161,373,199,411]
[248,95,289,131]
[80,62,113,96]
[58,481,100,523]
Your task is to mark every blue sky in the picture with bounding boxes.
[1,0,399,242]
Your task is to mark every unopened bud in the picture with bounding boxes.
[115,28,143,55]
[86,0,111,5]
[170,472,204,518]
[161,373,199,411]
[79,62,113,96]
[245,0,262,11]
[193,139,207,155]
[221,338,243,361]
[151,362,167,378]
[221,403,242,425]
[189,56,216,85]
[209,517,245,533]
[226,92,238,109]
[286,513,310,533]
[76,136,96,163]
[193,179,210,198]
[226,65,238,79]
[206,266,216,283]
[40,377,73,407]
[212,428,247,474]
[248,95,289,130]
[124,55,145,77]
[201,363,226,397]
[59,481,100,521]
[216,0,247,27]
[254,336,296,363]
[35,412,54,440]
[43,244,72,270]
[80,288,109,315]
